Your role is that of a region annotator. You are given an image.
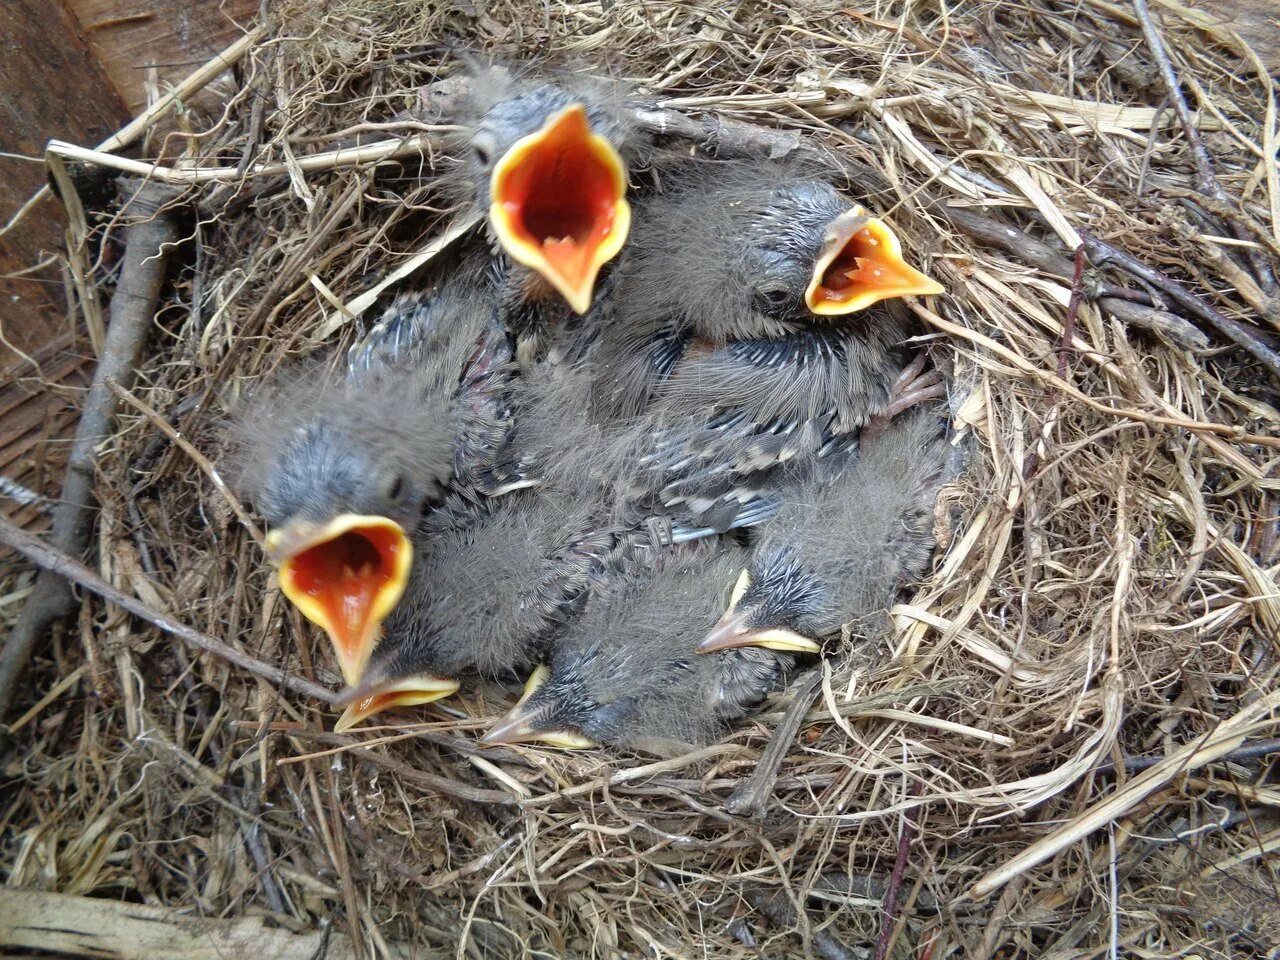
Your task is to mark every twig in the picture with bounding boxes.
[0,180,183,722]
[1097,297,1207,350]
[873,789,918,960]
[944,207,1204,349]
[1132,0,1277,296]
[1079,230,1280,380]
[45,133,445,185]
[1058,245,1086,381]
[1095,736,1280,776]
[0,513,337,707]
[745,889,861,960]
[726,671,822,818]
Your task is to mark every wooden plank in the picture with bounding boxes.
[65,0,259,116]
[1195,0,1280,71]
[0,335,91,540]
[0,888,379,960]
[0,0,129,372]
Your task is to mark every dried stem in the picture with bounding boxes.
[725,671,821,818]
[0,513,337,707]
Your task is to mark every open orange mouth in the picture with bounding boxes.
[804,207,944,316]
[488,104,631,315]
[333,674,460,732]
[268,515,412,686]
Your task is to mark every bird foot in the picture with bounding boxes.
[862,356,946,442]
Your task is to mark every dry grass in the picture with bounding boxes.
[4,1,1280,957]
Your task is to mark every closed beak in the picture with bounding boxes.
[696,609,822,655]
[478,666,598,749]
[804,207,944,316]
[268,514,412,686]
[488,104,631,315]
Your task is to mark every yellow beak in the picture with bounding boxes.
[488,104,631,315]
[696,609,822,655]
[805,207,944,316]
[478,666,598,749]
[332,674,461,732]
[268,514,412,686]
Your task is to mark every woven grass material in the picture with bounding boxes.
[5,1,1279,956]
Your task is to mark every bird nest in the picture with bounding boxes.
[4,1,1279,957]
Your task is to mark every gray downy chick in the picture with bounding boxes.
[593,158,942,421]
[481,545,795,752]
[330,483,634,731]
[230,258,512,685]
[444,65,647,349]
[582,161,943,530]
[699,405,949,661]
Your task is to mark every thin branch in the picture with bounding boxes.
[1059,245,1087,381]
[0,513,337,708]
[726,671,821,818]
[873,791,918,960]
[1132,0,1278,295]
[0,180,184,721]
[1095,737,1280,776]
[1079,230,1280,381]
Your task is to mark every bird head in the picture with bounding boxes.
[697,551,825,655]
[802,204,944,316]
[479,664,602,749]
[254,421,436,687]
[614,168,940,342]
[745,181,943,322]
[471,84,632,315]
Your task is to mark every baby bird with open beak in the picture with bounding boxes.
[594,158,944,421]
[585,161,944,530]
[448,67,645,358]
[330,484,629,731]
[698,405,949,662]
[231,261,511,686]
[481,545,795,751]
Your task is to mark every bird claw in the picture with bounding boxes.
[862,355,946,442]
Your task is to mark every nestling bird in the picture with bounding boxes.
[329,483,634,731]
[231,261,512,685]
[449,66,644,333]
[480,545,795,751]
[579,161,943,531]
[698,404,949,659]
[593,158,943,421]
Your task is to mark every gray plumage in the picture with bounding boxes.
[230,261,508,530]
[476,346,783,537]
[442,66,646,358]
[518,547,794,750]
[592,160,913,415]
[727,406,949,647]
[580,161,917,524]
[354,486,629,691]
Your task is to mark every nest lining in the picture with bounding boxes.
[3,1,1279,957]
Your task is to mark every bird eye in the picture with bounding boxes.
[472,132,497,167]
[386,475,406,501]
[757,286,791,308]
